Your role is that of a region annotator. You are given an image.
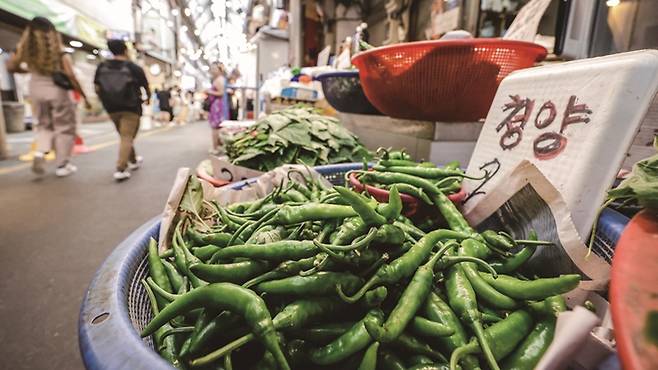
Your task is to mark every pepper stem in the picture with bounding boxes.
[190,333,255,367]
[449,342,478,370]
[472,321,500,370]
[440,256,498,278]
[314,227,378,252]
[337,274,381,303]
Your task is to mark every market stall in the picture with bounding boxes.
[79,40,658,370]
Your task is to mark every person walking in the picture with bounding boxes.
[6,16,90,177]
[207,62,227,155]
[94,39,150,181]
[157,86,173,122]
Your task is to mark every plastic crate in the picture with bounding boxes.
[79,164,628,370]
[316,71,382,115]
[352,39,547,122]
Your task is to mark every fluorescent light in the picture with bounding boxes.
[86,54,97,60]
[92,49,99,54]
[201,65,209,71]
[63,47,75,53]
[606,0,620,6]
[69,40,83,48]
[172,8,180,16]
[180,25,188,32]
[194,29,201,36]
[174,70,182,77]
[184,7,191,16]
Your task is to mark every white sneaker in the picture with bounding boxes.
[32,152,46,175]
[127,156,144,171]
[55,163,77,177]
[113,170,131,181]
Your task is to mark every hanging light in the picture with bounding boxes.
[606,0,620,6]
[194,29,201,36]
[180,25,188,32]
[172,8,180,16]
[69,40,83,48]
[184,7,192,16]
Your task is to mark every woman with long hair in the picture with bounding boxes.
[6,16,90,177]
[206,62,227,155]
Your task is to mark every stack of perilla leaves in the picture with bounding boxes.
[226,106,372,172]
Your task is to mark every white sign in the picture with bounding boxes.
[210,156,264,183]
[503,0,552,42]
[462,51,658,239]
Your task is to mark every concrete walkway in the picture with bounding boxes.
[0,121,210,369]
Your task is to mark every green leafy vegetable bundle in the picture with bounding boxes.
[226,106,371,171]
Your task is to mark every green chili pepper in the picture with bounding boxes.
[187,311,242,356]
[332,217,368,245]
[310,309,385,365]
[446,264,499,370]
[161,259,185,293]
[488,245,536,274]
[393,183,433,205]
[187,229,233,248]
[140,280,182,368]
[501,318,556,370]
[391,333,447,362]
[393,220,426,239]
[242,257,316,288]
[481,230,516,250]
[526,295,567,318]
[365,250,445,342]
[211,240,318,262]
[411,317,455,338]
[288,322,352,344]
[406,354,435,367]
[314,227,378,252]
[334,186,387,226]
[479,273,581,300]
[216,205,245,231]
[148,238,173,309]
[271,203,358,225]
[357,341,380,370]
[458,240,517,310]
[195,297,349,365]
[189,260,271,284]
[286,188,309,203]
[338,230,468,303]
[192,245,221,261]
[172,225,206,289]
[141,283,289,370]
[255,271,363,296]
[374,165,467,179]
[378,349,406,370]
[379,185,403,221]
[449,310,534,370]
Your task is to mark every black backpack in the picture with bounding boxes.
[96,61,140,108]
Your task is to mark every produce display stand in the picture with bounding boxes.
[79,163,629,370]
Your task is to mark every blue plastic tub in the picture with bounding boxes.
[78,163,629,370]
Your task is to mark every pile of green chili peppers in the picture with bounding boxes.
[141,153,581,370]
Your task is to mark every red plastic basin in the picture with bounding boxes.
[352,38,547,122]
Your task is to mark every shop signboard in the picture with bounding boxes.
[462,50,658,239]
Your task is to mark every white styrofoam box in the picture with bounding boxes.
[462,50,658,239]
[429,141,478,167]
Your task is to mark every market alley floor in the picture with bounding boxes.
[0,120,210,369]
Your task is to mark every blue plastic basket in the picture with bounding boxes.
[78,163,629,370]
[316,71,382,115]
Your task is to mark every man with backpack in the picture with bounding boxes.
[94,39,150,181]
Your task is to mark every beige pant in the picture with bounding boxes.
[109,112,140,171]
[30,74,77,168]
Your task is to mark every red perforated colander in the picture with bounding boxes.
[352,39,547,122]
